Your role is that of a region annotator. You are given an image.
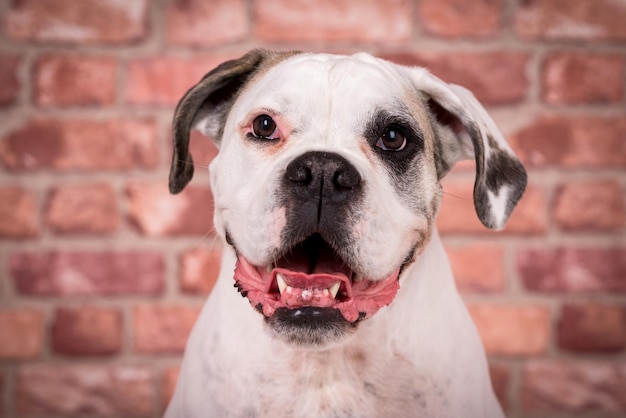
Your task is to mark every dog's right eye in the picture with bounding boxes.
[251,114,278,140]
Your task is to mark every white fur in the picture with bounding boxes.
[487,185,512,231]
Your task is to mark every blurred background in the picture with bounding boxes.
[0,0,625,417]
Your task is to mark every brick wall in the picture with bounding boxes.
[0,0,624,417]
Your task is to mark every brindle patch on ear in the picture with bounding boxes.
[479,135,527,228]
[484,134,524,193]
[169,49,300,194]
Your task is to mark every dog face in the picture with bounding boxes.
[170,50,527,347]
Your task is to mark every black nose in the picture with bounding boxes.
[285,151,361,204]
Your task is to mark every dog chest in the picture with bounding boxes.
[193,337,451,418]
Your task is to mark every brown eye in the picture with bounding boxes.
[252,114,278,139]
[376,126,406,151]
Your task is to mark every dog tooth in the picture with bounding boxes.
[266,263,273,273]
[329,282,341,299]
[322,289,330,297]
[286,286,293,295]
[276,274,287,294]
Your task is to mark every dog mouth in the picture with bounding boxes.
[233,234,400,323]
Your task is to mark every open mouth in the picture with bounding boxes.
[233,234,400,323]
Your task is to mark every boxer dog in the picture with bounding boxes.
[165,49,526,417]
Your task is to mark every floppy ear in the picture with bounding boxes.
[409,68,527,230]
[169,49,296,194]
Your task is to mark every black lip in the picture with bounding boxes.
[265,307,362,346]
[225,228,235,247]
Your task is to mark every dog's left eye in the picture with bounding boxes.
[251,114,279,139]
[376,126,407,151]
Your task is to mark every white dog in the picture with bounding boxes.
[165,50,526,418]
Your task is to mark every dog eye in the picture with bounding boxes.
[251,114,278,139]
[376,126,406,151]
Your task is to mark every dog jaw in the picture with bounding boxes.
[231,234,402,347]
[234,254,401,323]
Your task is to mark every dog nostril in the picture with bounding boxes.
[287,164,312,183]
[334,169,361,189]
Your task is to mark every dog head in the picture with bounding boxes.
[170,50,527,347]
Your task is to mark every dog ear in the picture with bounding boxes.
[170,49,287,194]
[409,69,527,230]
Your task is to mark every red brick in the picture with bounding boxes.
[175,130,219,168]
[489,362,510,412]
[522,360,626,413]
[52,306,123,356]
[543,53,625,104]
[468,305,551,355]
[380,51,528,104]
[254,0,412,43]
[35,55,117,106]
[553,180,625,232]
[437,182,547,234]
[558,303,626,353]
[518,248,626,293]
[4,0,149,44]
[0,187,38,238]
[0,54,20,106]
[419,0,502,38]
[162,366,180,409]
[134,305,200,354]
[15,365,155,416]
[509,115,626,168]
[515,0,626,41]
[167,0,247,46]
[446,245,505,293]
[46,184,119,234]
[126,55,238,106]
[0,118,158,171]
[192,130,218,164]
[127,182,214,236]
[0,309,43,359]
[10,252,164,296]
[180,247,222,294]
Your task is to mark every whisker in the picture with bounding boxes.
[442,191,470,202]
[193,226,219,250]
[207,232,222,248]
[177,158,210,170]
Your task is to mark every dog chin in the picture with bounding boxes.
[263,307,361,348]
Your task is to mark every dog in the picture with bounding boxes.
[164,49,526,418]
